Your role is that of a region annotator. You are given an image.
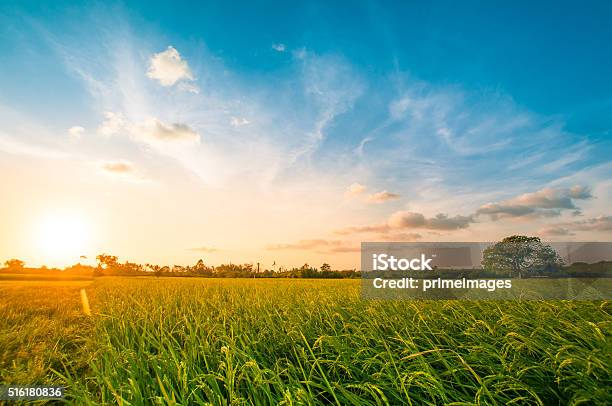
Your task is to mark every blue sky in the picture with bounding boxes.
[1,1,611,267]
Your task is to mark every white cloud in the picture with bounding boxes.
[272,43,286,52]
[367,190,401,203]
[345,182,366,197]
[147,46,195,87]
[68,126,85,139]
[96,112,199,144]
[97,112,126,137]
[132,119,200,143]
[230,117,250,127]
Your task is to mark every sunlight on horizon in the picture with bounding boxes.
[34,212,92,267]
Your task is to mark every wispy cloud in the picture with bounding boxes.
[291,51,364,160]
[539,216,612,238]
[0,135,66,158]
[376,232,422,241]
[542,216,612,235]
[188,246,218,253]
[100,159,136,173]
[230,117,250,127]
[359,76,604,212]
[98,159,147,181]
[266,239,331,250]
[334,224,389,234]
[565,216,612,232]
[367,190,400,203]
[0,105,68,158]
[355,136,374,156]
[327,245,360,253]
[98,112,126,137]
[266,239,352,251]
[538,226,575,237]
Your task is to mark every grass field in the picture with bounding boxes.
[1,276,610,405]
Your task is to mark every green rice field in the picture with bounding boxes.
[1,276,610,404]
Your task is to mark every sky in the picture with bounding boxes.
[0,1,611,269]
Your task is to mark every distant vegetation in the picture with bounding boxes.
[1,255,360,279]
[2,235,611,279]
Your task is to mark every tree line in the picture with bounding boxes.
[1,255,361,279]
[2,236,610,279]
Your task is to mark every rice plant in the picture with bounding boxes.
[1,277,610,405]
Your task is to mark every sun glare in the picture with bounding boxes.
[35,212,91,265]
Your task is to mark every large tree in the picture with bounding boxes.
[4,258,25,270]
[482,235,564,278]
[96,254,119,271]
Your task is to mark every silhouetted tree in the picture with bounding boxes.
[144,263,163,277]
[96,254,119,271]
[4,258,25,270]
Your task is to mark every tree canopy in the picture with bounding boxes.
[482,235,564,278]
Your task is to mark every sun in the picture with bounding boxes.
[36,212,91,264]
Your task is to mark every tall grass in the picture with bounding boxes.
[62,278,611,405]
[1,277,610,404]
[0,280,93,385]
